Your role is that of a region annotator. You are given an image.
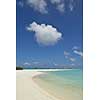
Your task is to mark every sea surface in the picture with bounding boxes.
[33,69,83,100]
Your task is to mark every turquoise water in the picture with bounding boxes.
[34,69,83,100]
[38,69,82,87]
[49,69,82,87]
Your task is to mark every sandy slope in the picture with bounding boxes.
[16,70,60,100]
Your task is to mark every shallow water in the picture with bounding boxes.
[33,69,83,100]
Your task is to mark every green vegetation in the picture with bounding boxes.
[16,66,23,70]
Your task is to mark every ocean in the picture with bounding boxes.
[33,69,83,100]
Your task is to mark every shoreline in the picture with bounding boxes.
[16,69,82,100]
[16,70,60,100]
[16,68,78,72]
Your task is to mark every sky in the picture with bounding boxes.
[16,0,83,68]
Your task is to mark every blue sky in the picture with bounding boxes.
[16,0,83,68]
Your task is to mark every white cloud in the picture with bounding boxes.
[69,0,76,12]
[65,56,68,59]
[57,3,65,12]
[53,63,58,66]
[27,0,48,14]
[64,51,70,56]
[71,63,75,66]
[72,46,79,50]
[19,0,77,14]
[27,21,62,46]
[69,3,74,11]
[69,57,75,62]
[64,50,77,62]
[23,62,31,65]
[64,51,70,60]
[18,1,24,7]
[50,0,65,12]
[50,0,61,4]
[73,50,83,57]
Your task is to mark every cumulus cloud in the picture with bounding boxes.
[23,0,77,14]
[27,0,48,14]
[50,0,65,12]
[73,50,83,57]
[26,0,65,13]
[27,22,62,46]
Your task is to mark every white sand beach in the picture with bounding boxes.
[16,69,82,100]
[16,70,60,100]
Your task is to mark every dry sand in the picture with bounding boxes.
[16,70,60,100]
